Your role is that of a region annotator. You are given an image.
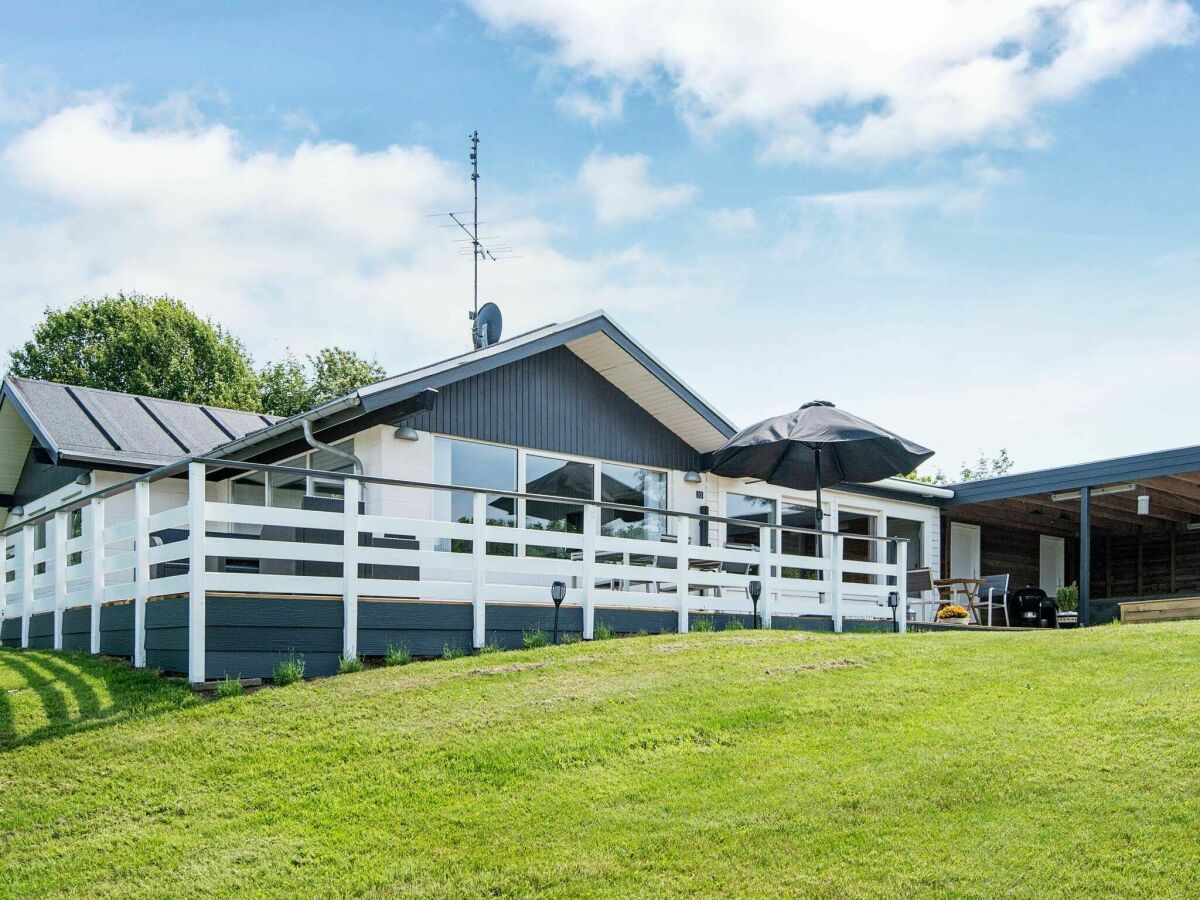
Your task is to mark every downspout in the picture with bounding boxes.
[301,419,363,475]
[301,419,365,506]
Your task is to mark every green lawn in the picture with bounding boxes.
[2,623,1199,898]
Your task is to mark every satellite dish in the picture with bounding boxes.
[473,302,503,349]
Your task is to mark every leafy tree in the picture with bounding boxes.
[906,449,1013,485]
[258,347,386,417]
[958,448,1013,482]
[8,293,261,411]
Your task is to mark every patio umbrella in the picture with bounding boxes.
[706,400,934,533]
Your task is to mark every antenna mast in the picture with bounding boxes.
[470,129,481,319]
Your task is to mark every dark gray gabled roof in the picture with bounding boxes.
[210,310,739,462]
[0,377,278,469]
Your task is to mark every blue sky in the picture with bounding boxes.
[1,1,1198,476]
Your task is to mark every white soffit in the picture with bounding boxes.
[0,399,33,497]
[567,331,727,453]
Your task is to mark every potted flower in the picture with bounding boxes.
[936,604,970,626]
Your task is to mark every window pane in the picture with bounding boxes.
[231,471,266,507]
[310,440,356,474]
[725,494,775,549]
[600,463,666,539]
[68,509,84,566]
[434,438,517,554]
[269,469,305,509]
[886,518,923,590]
[525,455,593,558]
[839,510,877,585]
[780,502,819,580]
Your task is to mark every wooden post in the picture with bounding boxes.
[0,532,6,626]
[133,481,150,668]
[1136,525,1143,597]
[343,478,361,660]
[1170,527,1177,594]
[186,463,207,685]
[471,491,487,649]
[1105,533,1112,599]
[52,510,68,650]
[676,513,690,633]
[896,538,908,634]
[581,505,597,640]
[89,498,105,655]
[1079,486,1091,626]
[21,524,33,648]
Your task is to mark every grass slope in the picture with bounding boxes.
[2,624,1199,898]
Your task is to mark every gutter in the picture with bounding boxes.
[206,393,363,459]
[864,477,955,500]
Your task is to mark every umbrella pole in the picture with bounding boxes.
[814,449,823,556]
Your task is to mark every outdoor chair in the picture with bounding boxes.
[905,567,939,621]
[970,573,1011,626]
[720,541,757,599]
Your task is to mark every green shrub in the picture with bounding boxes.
[443,644,468,660]
[383,643,412,666]
[562,632,582,645]
[724,618,746,631]
[1057,582,1080,612]
[477,642,502,655]
[337,655,365,675]
[215,674,244,698]
[691,617,715,633]
[273,653,305,685]
[593,621,616,641]
[523,628,549,649]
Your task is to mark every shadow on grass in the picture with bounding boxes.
[0,648,198,752]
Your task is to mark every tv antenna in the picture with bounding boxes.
[429,130,517,348]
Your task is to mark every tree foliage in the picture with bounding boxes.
[7,294,388,419]
[258,347,386,418]
[906,449,1014,485]
[9,293,261,411]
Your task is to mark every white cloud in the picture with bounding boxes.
[556,85,624,125]
[0,97,719,369]
[704,207,758,235]
[469,0,1196,162]
[578,151,697,224]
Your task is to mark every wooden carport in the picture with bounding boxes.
[941,445,1200,624]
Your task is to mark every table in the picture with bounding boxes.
[933,577,985,623]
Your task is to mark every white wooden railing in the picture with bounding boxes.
[1,460,910,683]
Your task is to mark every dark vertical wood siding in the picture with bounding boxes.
[404,346,703,470]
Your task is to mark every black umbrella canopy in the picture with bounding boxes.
[707,401,933,529]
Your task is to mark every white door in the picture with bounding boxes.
[1039,536,1065,595]
[950,523,981,579]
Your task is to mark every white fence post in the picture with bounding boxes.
[89,497,104,654]
[343,478,361,660]
[831,534,843,634]
[133,481,150,668]
[759,525,772,628]
[53,510,67,650]
[471,491,487,649]
[187,463,207,685]
[582,505,597,640]
[676,513,690,633]
[896,539,908,634]
[21,524,33,648]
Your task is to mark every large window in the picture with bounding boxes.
[839,510,878,585]
[725,494,776,549]
[228,440,355,510]
[600,462,667,539]
[780,501,819,580]
[434,437,517,554]
[525,454,592,557]
[886,518,924,591]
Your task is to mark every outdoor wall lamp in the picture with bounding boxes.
[393,425,420,441]
[550,580,567,644]
[748,579,762,630]
[74,472,92,486]
[887,591,900,633]
[684,471,702,483]
[10,506,24,517]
